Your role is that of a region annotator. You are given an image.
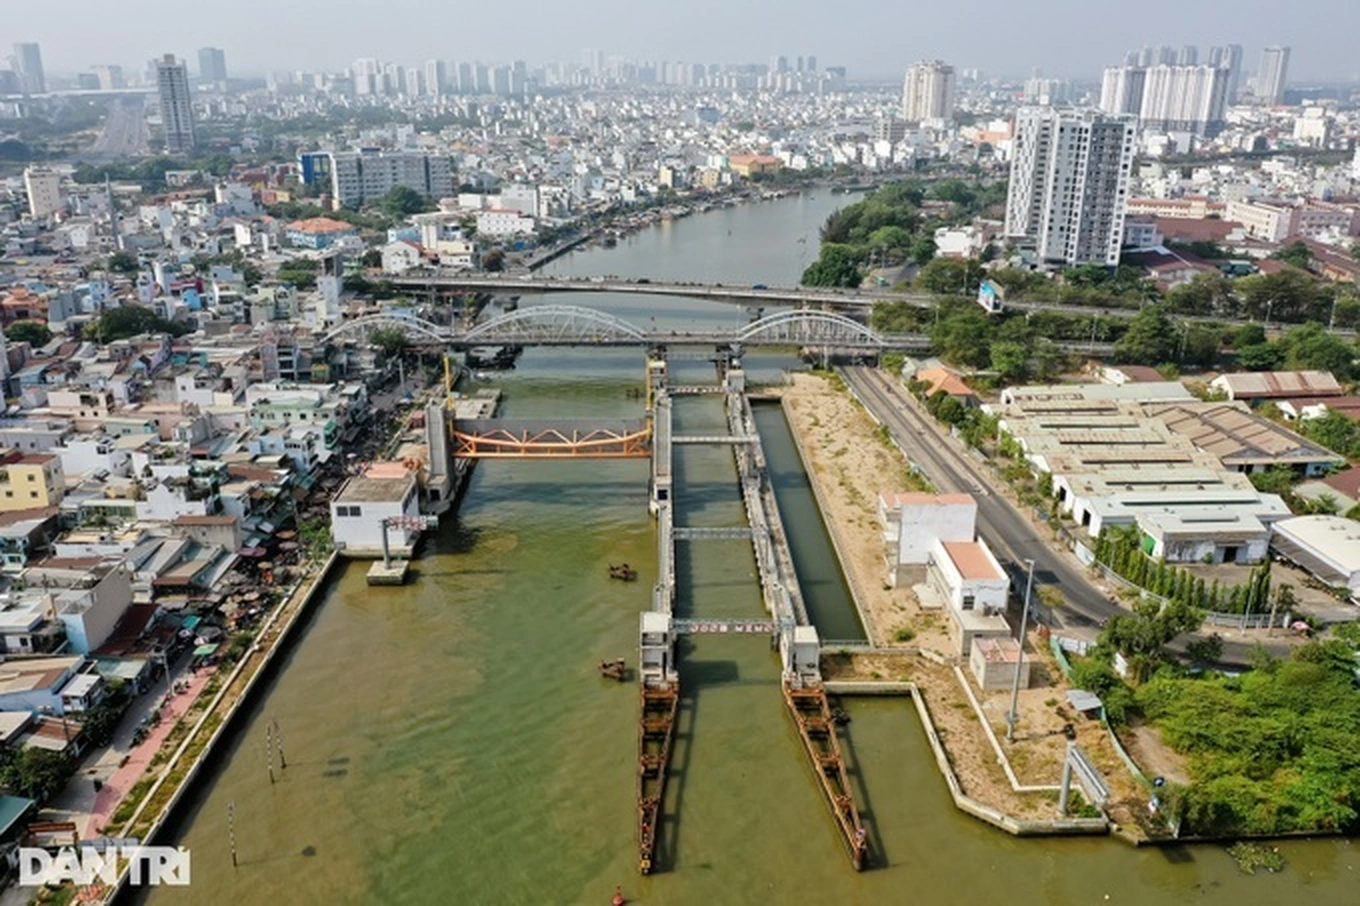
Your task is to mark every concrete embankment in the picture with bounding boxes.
[105,552,344,903]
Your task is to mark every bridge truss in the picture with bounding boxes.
[459,304,648,346]
[737,310,884,348]
[321,313,449,346]
[452,418,652,458]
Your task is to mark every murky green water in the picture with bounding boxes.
[150,193,1359,906]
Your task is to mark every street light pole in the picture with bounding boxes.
[1006,558,1036,743]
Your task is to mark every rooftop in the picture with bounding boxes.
[334,473,415,504]
[940,541,1005,581]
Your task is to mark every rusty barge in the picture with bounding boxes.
[784,680,869,870]
[637,684,679,874]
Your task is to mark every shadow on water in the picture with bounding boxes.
[837,704,887,869]
[653,658,743,874]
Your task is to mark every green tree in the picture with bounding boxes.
[5,320,52,346]
[916,257,981,295]
[801,244,861,288]
[369,326,410,359]
[85,305,185,342]
[481,249,506,272]
[989,340,1030,383]
[1248,466,1296,495]
[0,748,74,802]
[1271,240,1313,270]
[377,185,432,218]
[105,251,139,274]
[1113,305,1177,365]
[907,235,938,266]
[1277,322,1357,379]
[1235,342,1283,371]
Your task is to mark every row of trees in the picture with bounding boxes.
[1093,525,1277,616]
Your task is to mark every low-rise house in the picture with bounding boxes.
[0,656,85,715]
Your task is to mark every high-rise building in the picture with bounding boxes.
[424,59,447,95]
[197,47,227,85]
[1176,45,1198,66]
[312,150,455,208]
[1219,44,1243,101]
[1100,57,1231,137]
[1256,46,1290,105]
[404,68,424,98]
[901,60,955,126]
[91,64,125,90]
[806,55,817,73]
[23,167,62,219]
[352,58,380,96]
[155,54,197,154]
[1138,64,1231,135]
[1004,108,1136,268]
[456,62,473,94]
[1100,66,1146,115]
[12,43,44,94]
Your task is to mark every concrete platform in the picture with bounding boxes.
[367,560,411,585]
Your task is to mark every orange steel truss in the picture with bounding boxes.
[453,423,652,458]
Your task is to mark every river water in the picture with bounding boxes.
[151,192,1358,905]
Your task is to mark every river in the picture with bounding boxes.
[149,192,1357,905]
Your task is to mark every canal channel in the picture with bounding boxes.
[149,192,1357,905]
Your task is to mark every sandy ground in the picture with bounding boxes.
[782,373,1157,827]
[780,373,952,654]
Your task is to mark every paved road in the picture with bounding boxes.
[841,366,1301,666]
[842,365,1119,632]
[89,97,149,157]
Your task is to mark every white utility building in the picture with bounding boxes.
[1270,515,1360,597]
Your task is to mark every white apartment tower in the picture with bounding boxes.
[1100,60,1230,137]
[155,55,197,154]
[901,60,956,126]
[1004,108,1136,268]
[12,43,44,94]
[22,167,62,219]
[1256,46,1290,105]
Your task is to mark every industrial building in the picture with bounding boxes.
[994,383,1302,563]
[1270,515,1360,597]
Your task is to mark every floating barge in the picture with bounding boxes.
[637,684,679,874]
[784,681,868,870]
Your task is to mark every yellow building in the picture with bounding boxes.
[0,451,64,512]
[727,154,783,178]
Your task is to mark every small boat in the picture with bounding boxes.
[600,658,627,681]
[609,564,637,581]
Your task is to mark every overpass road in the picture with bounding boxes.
[840,366,1295,667]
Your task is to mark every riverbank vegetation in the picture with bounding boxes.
[1064,600,1360,837]
[800,179,1006,287]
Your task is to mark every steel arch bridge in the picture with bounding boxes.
[322,313,450,346]
[459,304,648,346]
[736,310,885,348]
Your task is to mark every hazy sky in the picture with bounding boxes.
[5,0,1358,81]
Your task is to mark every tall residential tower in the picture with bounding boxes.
[1256,46,1290,105]
[901,60,956,126]
[12,43,44,94]
[1004,108,1136,268]
[155,54,197,154]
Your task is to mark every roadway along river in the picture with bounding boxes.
[150,192,1357,905]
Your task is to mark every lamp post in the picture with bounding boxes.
[1006,558,1036,743]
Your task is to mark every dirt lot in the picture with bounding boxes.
[779,373,952,654]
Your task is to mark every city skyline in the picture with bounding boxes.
[2,0,1357,82]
